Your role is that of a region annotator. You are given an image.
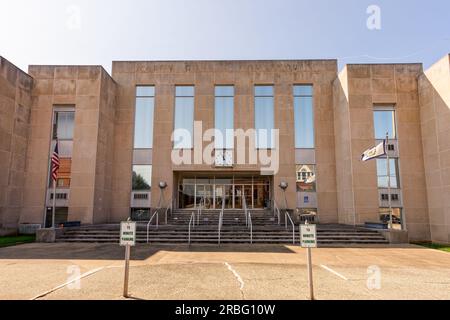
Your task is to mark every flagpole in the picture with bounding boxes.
[52,175,56,229]
[386,132,393,229]
[51,139,58,229]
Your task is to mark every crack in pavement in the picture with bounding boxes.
[224,262,245,300]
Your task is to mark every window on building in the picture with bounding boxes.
[45,207,68,228]
[130,208,151,221]
[379,207,403,230]
[254,85,274,149]
[134,86,155,149]
[132,165,152,190]
[294,85,314,148]
[296,164,316,192]
[50,109,74,187]
[215,86,234,149]
[174,86,195,149]
[52,111,74,140]
[376,158,399,189]
[373,107,396,139]
[56,158,72,187]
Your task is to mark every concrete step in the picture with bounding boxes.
[60,229,386,235]
[63,230,386,236]
[57,223,388,245]
[58,238,388,244]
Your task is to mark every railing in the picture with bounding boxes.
[243,196,253,243]
[284,209,295,244]
[248,211,253,244]
[146,208,161,243]
[218,197,225,245]
[274,201,281,225]
[197,196,205,226]
[188,212,196,245]
[274,200,295,244]
[146,200,172,243]
[243,197,248,226]
[164,200,172,225]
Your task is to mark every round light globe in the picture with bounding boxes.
[279,181,288,190]
[159,181,167,189]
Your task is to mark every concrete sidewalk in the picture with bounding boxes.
[0,243,449,300]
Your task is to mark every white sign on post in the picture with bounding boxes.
[300,224,317,248]
[120,220,136,298]
[120,221,136,246]
[300,222,317,300]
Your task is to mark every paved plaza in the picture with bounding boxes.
[0,243,449,300]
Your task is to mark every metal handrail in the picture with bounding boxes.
[243,196,253,243]
[164,200,172,225]
[271,198,277,218]
[284,210,295,244]
[218,197,225,245]
[188,212,196,245]
[146,208,161,243]
[243,196,248,226]
[274,201,281,225]
[197,196,205,226]
[248,211,253,244]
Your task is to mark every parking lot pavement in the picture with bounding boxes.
[0,243,449,300]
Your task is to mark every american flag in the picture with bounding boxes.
[51,141,60,182]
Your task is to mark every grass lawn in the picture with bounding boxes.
[0,235,35,248]
[416,242,450,253]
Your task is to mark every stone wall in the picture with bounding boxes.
[0,57,33,228]
[418,55,450,244]
[1,54,448,242]
[21,66,116,225]
[111,60,339,223]
[334,63,430,241]
[333,67,356,225]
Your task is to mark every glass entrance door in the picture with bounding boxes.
[178,175,271,209]
[243,185,252,208]
[215,184,232,209]
[196,184,213,209]
[253,183,269,209]
[234,185,243,209]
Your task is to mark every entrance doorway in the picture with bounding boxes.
[177,174,271,210]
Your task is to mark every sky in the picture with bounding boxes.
[0,0,449,73]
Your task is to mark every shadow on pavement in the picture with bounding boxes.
[0,242,305,261]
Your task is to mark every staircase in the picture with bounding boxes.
[57,209,389,246]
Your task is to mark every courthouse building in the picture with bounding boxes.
[0,54,449,243]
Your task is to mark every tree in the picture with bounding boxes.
[132,172,150,190]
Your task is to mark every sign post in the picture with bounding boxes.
[300,220,317,300]
[120,219,136,298]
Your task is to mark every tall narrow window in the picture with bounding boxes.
[373,107,396,139]
[254,85,274,149]
[294,85,314,148]
[134,86,155,149]
[376,158,399,189]
[52,111,74,140]
[296,164,316,192]
[215,86,234,149]
[50,109,74,187]
[174,86,195,149]
[132,165,152,191]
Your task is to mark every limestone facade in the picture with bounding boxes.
[0,55,449,243]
